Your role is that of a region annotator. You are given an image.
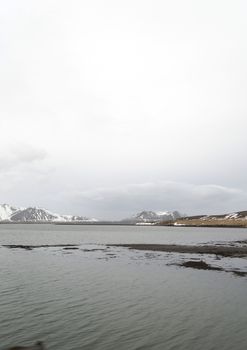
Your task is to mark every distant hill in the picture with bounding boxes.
[163,211,247,228]
[0,204,97,223]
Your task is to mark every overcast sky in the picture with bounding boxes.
[1,0,247,219]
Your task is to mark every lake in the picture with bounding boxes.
[1,224,247,350]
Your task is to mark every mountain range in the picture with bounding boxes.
[0,204,183,223]
[0,204,97,223]
[0,204,246,226]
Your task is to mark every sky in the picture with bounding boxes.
[1,0,247,219]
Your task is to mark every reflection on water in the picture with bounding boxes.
[1,225,247,350]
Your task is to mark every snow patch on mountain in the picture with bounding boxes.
[225,213,240,219]
[0,204,21,221]
[183,211,247,221]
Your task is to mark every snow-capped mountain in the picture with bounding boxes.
[123,210,182,223]
[10,207,60,222]
[0,204,97,222]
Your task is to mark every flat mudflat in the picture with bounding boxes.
[108,243,247,257]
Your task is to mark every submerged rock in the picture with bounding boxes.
[7,341,45,350]
[3,244,78,250]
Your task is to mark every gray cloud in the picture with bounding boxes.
[0,144,47,171]
[0,1,247,218]
[11,144,47,163]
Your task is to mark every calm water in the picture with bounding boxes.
[1,224,247,350]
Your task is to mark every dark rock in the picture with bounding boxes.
[63,247,79,250]
[3,244,78,250]
[180,260,223,271]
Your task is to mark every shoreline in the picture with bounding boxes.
[0,220,247,228]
